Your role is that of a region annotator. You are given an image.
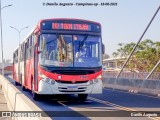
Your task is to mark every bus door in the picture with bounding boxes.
[24,42,27,86]
[34,35,39,91]
[18,47,22,84]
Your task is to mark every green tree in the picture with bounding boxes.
[113,39,160,72]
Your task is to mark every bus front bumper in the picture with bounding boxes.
[37,79,102,95]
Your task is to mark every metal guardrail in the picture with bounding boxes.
[103,71,160,80]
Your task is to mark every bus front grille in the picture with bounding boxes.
[56,80,88,84]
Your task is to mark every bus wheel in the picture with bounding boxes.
[32,92,39,101]
[22,86,27,91]
[15,81,19,86]
[31,82,39,101]
[78,94,88,102]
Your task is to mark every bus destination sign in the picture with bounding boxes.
[41,20,101,32]
[52,23,91,31]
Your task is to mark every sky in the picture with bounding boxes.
[0,0,160,61]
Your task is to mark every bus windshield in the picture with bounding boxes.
[39,34,102,68]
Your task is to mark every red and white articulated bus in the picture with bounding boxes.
[13,18,104,101]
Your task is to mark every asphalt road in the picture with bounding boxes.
[5,76,160,120]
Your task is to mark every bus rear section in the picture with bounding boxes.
[13,18,104,101]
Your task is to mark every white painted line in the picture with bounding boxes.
[57,101,68,107]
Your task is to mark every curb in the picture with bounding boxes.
[0,75,51,120]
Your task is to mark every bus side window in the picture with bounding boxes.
[31,35,34,58]
[21,44,24,61]
[29,36,33,58]
[23,43,25,61]
[14,49,18,63]
[28,38,31,59]
[13,53,15,63]
[26,40,29,60]
[31,35,35,58]
[25,42,27,60]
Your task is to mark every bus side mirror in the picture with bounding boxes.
[102,43,105,54]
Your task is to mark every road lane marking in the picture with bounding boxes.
[58,96,160,120]
[88,97,136,111]
[57,101,68,106]
[88,97,160,120]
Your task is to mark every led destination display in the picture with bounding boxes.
[52,23,91,31]
[41,20,101,32]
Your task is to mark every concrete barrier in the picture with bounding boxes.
[103,77,160,96]
[0,75,51,120]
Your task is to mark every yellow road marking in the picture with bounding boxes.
[88,97,160,120]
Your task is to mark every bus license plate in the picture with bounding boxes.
[67,86,78,90]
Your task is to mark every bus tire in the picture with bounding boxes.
[15,81,19,86]
[31,81,40,101]
[32,92,39,101]
[78,94,88,102]
[22,86,27,91]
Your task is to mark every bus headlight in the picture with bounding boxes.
[50,80,55,84]
[93,78,99,83]
[40,73,56,85]
[87,79,99,85]
[43,78,50,83]
[42,78,56,85]
[89,80,94,85]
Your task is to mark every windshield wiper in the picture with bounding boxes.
[78,35,88,51]
[56,33,59,40]
[75,35,88,61]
